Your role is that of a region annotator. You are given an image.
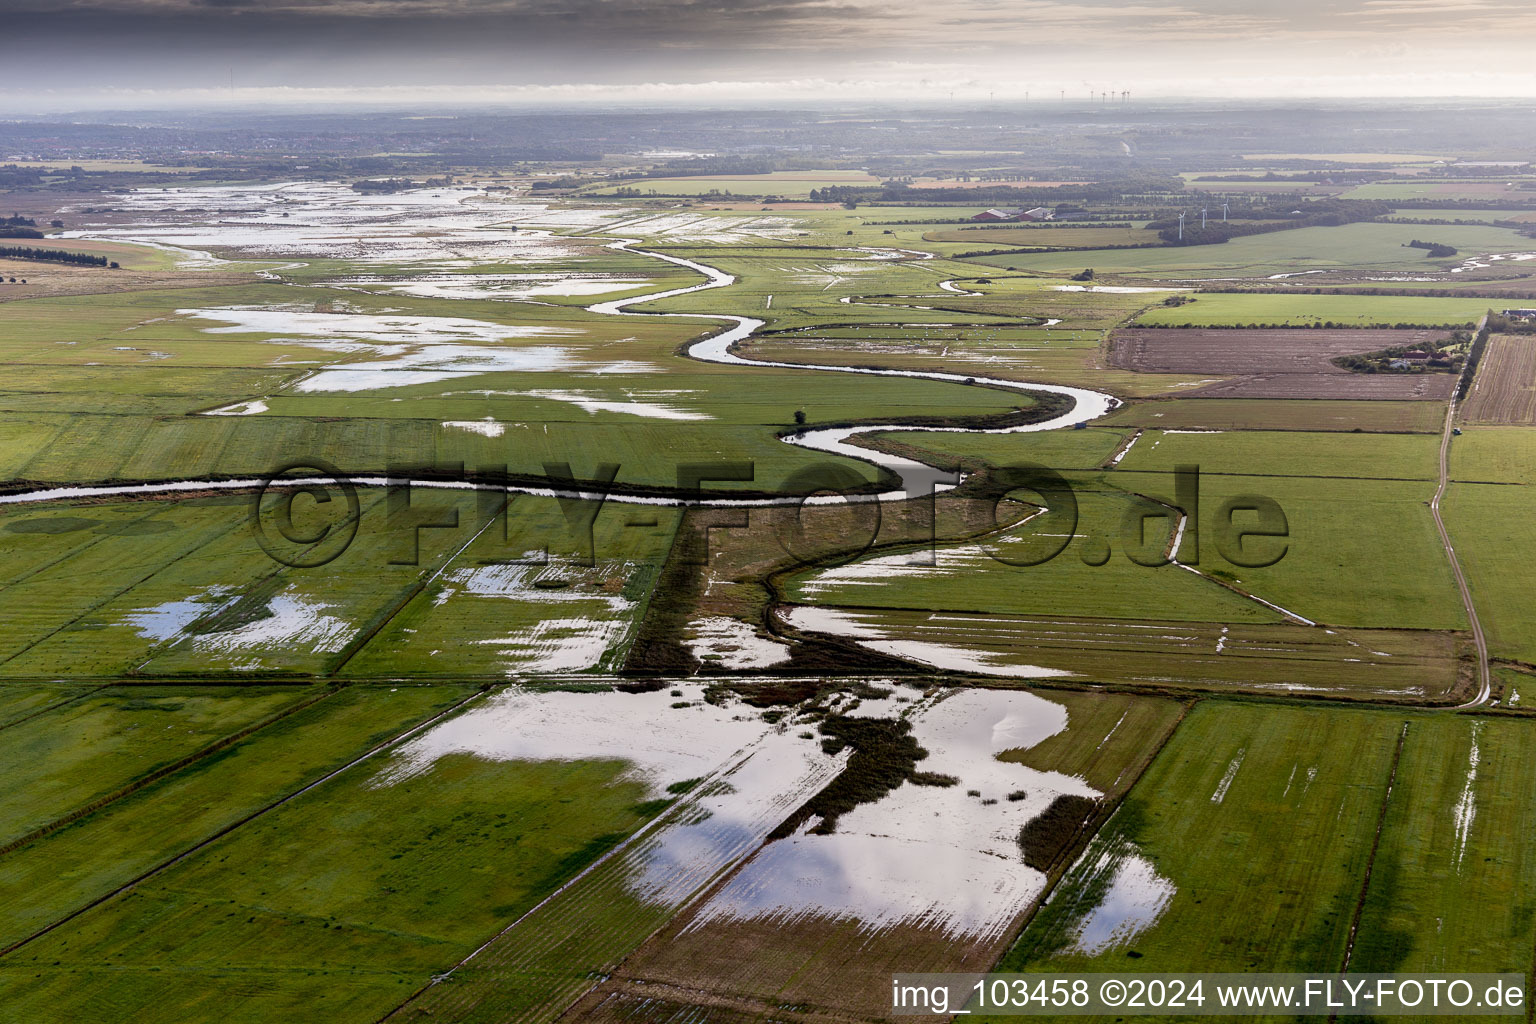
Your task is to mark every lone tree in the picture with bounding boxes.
[793,409,807,426]
[1071,268,1095,282]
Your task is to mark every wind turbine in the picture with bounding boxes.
[1201,207,1208,230]
[1222,202,1230,222]
[1178,211,1186,241]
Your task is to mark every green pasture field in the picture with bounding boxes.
[388,684,1188,1024]
[738,335,1184,399]
[782,475,1286,625]
[0,281,697,368]
[584,170,881,197]
[0,491,675,679]
[1495,667,1533,706]
[1182,181,1346,195]
[0,491,389,677]
[1,237,182,272]
[786,468,1463,632]
[965,222,1535,279]
[1347,715,1536,979]
[995,702,1406,984]
[1131,470,1464,630]
[1000,691,1185,794]
[1380,208,1536,223]
[0,704,674,1023]
[0,686,307,846]
[2,373,1027,492]
[1131,292,1489,327]
[1341,181,1536,203]
[718,264,1176,395]
[633,249,988,323]
[0,683,96,727]
[848,205,993,222]
[0,682,474,950]
[867,426,1132,473]
[1115,429,1440,480]
[1102,398,1448,433]
[259,367,1027,427]
[1238,153,1447,164]
[343,496,682,676]
[809,605,1456,698]
[1442,483,1536,663]
[1449,425,1536,482]
[264,241,694,289]
[0,257,1093,492]
[925,225,1154,249]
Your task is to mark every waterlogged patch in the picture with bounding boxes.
[176,305,636,391]
[202,399,269,416]
[123,586,237,641]
[1063,838,1177,956]
[474,617,634,673]
[501,388,711,420]
[443,417,506,437]
[123,585,355,663]
[1452,721,1482,872]
[372,681,779,791]
[685,616,791,670]
[780,606,1073,678]
[1454,251,1536,273]
[68,180,602,264]
[179,305,584,348]
[370,274,657,300]
[1211,749,1245,803]
[436,562,632,610]
[432,561,637,671]
[685,689,1095,940]
[603,211,802,243]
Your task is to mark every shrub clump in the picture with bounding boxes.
[770,714,935,838]
[1018,794,1100,871]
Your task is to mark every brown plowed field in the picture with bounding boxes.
[1110,327,1451,374]
[1462,335,1536,424]
[1189,372,1456,400]
[1111,328,1457,400]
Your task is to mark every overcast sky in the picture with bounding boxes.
[3,0,1534,108]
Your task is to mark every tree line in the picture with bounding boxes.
[0,246,117,267]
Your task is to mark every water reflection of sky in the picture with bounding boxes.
[687,688,1101,941]
[1068,844,1176,955]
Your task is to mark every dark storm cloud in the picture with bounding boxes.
[0,0,894,92]
[0,0,1531,100]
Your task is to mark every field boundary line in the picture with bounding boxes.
[0,494,267,672]
[0,682,490,959]
[327,494,509,675]
[0,683,112,734]
[1337,719,1409,983]
[0,499,173,594]
[379,734,823,1022]
[0,684,336,862]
